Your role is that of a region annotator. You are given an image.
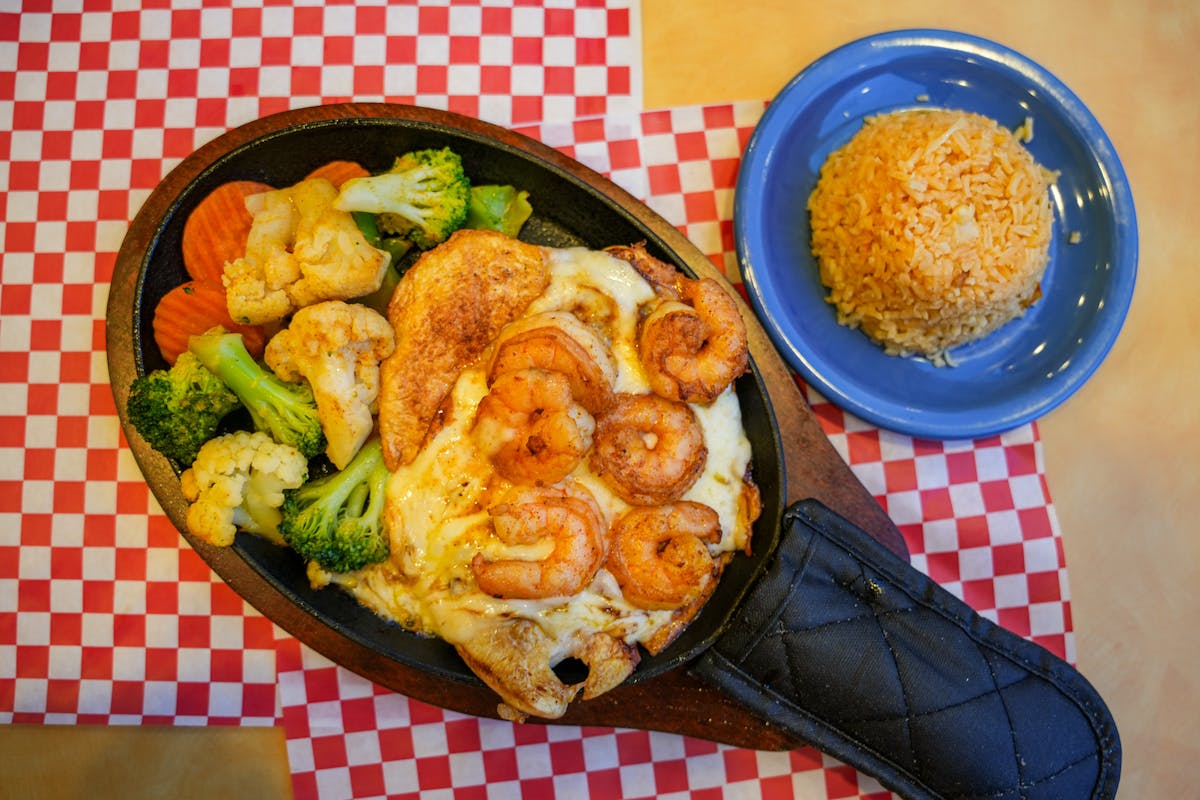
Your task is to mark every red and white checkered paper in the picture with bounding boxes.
[2,0,641,728]
[1,2,1071,798]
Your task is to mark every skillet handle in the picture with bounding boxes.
[690,500,1121,800]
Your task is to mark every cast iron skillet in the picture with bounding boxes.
[107,105,787,704]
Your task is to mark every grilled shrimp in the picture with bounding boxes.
[488,311,616,414]
[472,368,595,486]
[606,501,721,610]
[603,241,748,404]
[589,392,707,506]
[471,482,608,600]
[639,277,749,404]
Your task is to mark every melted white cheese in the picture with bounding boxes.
[338,245,756,653]
[527,247,656,394]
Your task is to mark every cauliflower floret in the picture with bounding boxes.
[223,178,391,326]
[265,300,395,470]
[180,430,309,547]
[222,187,302,325]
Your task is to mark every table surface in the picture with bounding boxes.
[4,2,1196,798]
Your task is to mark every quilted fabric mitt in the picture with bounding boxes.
[692,500,1121,800]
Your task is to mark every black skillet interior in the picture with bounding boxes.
[124,108,785,689]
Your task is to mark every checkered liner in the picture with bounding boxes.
[1,3,1071,799]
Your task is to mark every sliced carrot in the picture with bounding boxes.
[152,280,266,365]
[181,180,275,284]
[305,160,371,188]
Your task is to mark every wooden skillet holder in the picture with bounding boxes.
[107,104,907,752]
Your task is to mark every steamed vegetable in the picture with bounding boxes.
[278,436,390,573]
[182,180,274,283]
[465,185,533,237]
[126,350,240,465]
[222,178,391,326]
[188,328,325,460]
[334,147,471,250]
[180,430,309,547]
[264,301,395,470]
[151,279,265,365]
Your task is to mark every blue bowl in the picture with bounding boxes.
[735,29,1137,439]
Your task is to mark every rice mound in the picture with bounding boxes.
[807,108,1056,364]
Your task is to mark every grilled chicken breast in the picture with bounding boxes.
[378,229,550,470]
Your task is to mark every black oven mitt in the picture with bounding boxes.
[692,500,1120,800]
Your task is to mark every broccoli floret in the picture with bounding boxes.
[188,328,326,460]
[464,185,533,237]
[126,351,240,465]
[278,436,390,573]
[334,147,470,250]
[351,210,414,264]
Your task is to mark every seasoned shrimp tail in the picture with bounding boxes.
[472,368,595,486]
[488,311,616,414]
[472,482,608,600]
[590,392,707,506]
[639,278,749,404]
[606,501,722,611]
[605,242,687,299]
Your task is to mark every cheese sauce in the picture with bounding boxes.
[324,245,756,659]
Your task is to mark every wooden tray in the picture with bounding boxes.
[107,104,906,751]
